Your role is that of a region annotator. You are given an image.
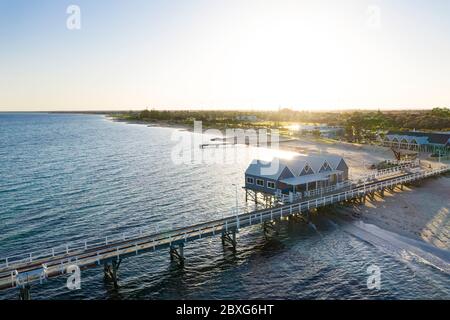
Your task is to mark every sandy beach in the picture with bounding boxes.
[106,117,193,131]
[354,177,449,249]
[280,137,394,177]
[281,136,450,251]
[110,118,449,251]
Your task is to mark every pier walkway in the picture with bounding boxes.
[0,163,448,298]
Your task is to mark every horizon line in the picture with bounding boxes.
[0,106,448,113]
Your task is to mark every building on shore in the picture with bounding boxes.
[382,131,450,154]
[244,154,349,202]
[289,124,344,139]
[236,115,258,122]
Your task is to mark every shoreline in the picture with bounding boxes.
[108,115,449,251]
[107,116,194,131]
[108,116,298,141]
[332,173,450,251]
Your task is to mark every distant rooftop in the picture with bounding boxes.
[387,131,450,145]
[245,154,345,180]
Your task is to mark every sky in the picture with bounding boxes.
[0,0,450,111]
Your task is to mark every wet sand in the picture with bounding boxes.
[281,136,449,250]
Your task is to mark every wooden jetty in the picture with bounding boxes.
[0,163,448,299]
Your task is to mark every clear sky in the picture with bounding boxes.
[1,0,450,111]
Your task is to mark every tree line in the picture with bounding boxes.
[111,107,450,141]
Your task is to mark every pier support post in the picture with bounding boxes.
[263,220,278,236]
[19,285,31,300]
[360,196,365,204]
[305,210,310,223]
[169,243,185,265]
[221,230,237,250]
[104,258,122,289]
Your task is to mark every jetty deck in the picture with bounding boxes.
[0,162,448,298]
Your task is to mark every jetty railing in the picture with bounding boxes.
[1,164,446,272]
[355,160,420,184]
[0,164,448,292]
[278,161,420,204]
[0,160,423,271]
[0,204,255,270]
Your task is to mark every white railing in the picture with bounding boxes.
[275,181,353,204]
[0,165,448,274]
[0,203,255,271]
[385,159,419,166]
[302,180,352,199]
[277,192,302,203]
[1,166,448,289]
[356,160,420,184]
[280,161,421,204]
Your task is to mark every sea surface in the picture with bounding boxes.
[0,113,448,300]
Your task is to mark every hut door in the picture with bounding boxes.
[330,174,337,184]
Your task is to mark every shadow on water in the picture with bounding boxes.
[104,282,125,300]
[119,222,302,299]
[308,221,320,235]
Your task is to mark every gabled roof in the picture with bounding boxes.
[245,154,346,180]
[387,131,450,145]
[245,160,291,180]
[386,134,429,145]
[281,158,308,176]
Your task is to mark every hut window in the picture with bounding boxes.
[267,181,275,189]
[246,177,254,184]
[256,179,264,187]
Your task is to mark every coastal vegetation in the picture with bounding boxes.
[110,107,450,142]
